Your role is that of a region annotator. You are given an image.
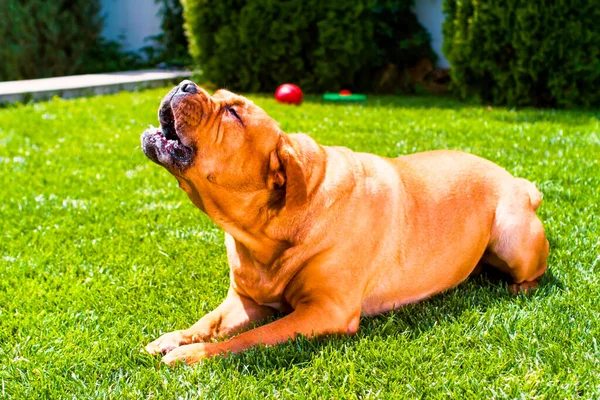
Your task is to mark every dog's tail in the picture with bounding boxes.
[518,178,542,211]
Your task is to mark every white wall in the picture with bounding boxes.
[412,0,450,68]
[100,0,162,53]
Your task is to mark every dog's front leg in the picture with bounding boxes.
[161,300,361,365]
[145,288,275,355]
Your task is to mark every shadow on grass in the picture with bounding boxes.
[325,97,596,127]
[132,267,562,373]
[253,93,469,111]
[487,111,599,129]
[251,92,599,127]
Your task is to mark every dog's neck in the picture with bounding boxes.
[183,134,328,266]
[240,134,328,265]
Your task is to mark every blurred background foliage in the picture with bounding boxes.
[0,0,106,81]
[1,0,597,107]
[443,0,600,108]
[0,0,191,81]
[142,0,192,68]
[182,0,435,93]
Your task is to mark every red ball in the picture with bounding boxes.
[339,89,352,96]
[275,84,303,105]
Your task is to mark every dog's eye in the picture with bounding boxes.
[227,106,242,124]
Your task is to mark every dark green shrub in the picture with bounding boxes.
[443,0,600,108]
[182,0,434,92]
[142,0,192,67]
[371,2,436,70]
[85,37,147,74]
[0,0,104,81]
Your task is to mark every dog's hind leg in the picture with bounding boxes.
[517,177,543,211]
[482,181,549,294]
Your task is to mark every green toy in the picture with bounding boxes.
[323,92,367,102]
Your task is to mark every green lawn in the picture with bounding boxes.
[1,88,599,398]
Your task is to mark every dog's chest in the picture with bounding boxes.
[231,263,288,309]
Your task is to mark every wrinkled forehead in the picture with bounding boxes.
[212,89,275,124]
[212,89,248,106]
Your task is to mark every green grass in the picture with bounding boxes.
[0,88,599,399]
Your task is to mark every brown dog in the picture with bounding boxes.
[141,81,549,365]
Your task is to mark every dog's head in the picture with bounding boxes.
[141,80,308,214]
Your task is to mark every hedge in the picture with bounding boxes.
[181,0,435,93]
[442,0,600,108]
[0,1,104,81]
[143,0,192,67]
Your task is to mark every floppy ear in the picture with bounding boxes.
[268,135,308,209]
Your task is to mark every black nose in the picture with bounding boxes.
[179,80,197,94]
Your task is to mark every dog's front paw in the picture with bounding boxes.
[146,330,189,355]
[161,343,213,366]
